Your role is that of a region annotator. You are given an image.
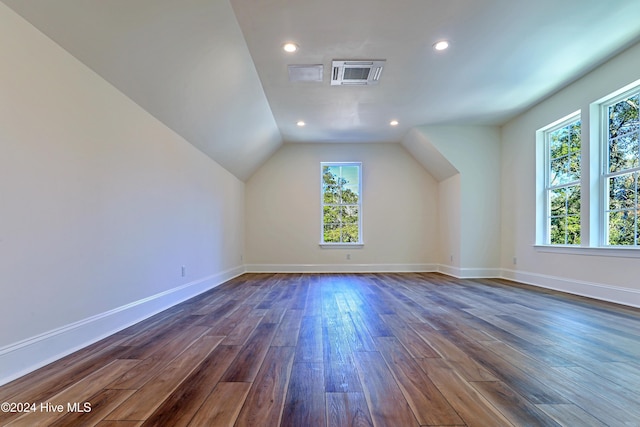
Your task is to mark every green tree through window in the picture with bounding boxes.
[321,163,361,244]
[546,117,581,245]
[605,91,640,245]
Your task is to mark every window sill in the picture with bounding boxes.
[534,245,640,258]
[319,243,364,249]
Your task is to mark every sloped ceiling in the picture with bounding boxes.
[3,0,640,181]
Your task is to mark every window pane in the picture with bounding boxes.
[569,121,581,153]
[323,206,339,223]
[550,217,566,244]
[608,210,636,245]
[609,174,636,211]
[566,185,580,215]
[340,165,359,202]
[609,133,639,173]
[550,157,568,186]
[340,206,358,223]
[566,215,581,245]
[609,95,639,139]
[549,127,569,159]
[550,188,566,216]
[323,223,340,243]
[342,224,359,242]
[568,151,580,182]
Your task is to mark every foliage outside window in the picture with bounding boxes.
[321,163,362,244]
[546,117,581,244]
[604,89,640,245]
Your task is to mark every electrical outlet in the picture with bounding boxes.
[450,255,453,262]
[513,257,517,265]
[181,265,186,277]
[346,254,351,260]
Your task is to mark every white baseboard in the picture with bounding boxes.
[0,266,245,386]
[436,264,502,279]
[500,268,640,309]
[245,263,438,273]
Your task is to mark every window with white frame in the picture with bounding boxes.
[603,88,640,245]
[544,115,582,245]
[321,162,362,244]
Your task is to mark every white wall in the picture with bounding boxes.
[412,125,502,276]
[438,174,462,268]
[245,143,439,271]
[501,40,640,307]
[0,3,245,384]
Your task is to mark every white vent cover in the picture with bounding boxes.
[288,64,324,82]
[331,60,385,85]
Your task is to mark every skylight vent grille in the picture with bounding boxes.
[331,60,385,86]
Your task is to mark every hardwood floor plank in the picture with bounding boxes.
[470,380,562,426]
[104,336,222,421]
[537,404,608,427]
[220,322,278,382]
[380,314,439,358]
[443,329,569,405]
[272,309,304,347]
[409,322,498,381]
[205,305,254,336]
[141,344,241,427]
[352,310,392,338]
[95,421,143,427]
[107,326,211,390]
[326,392,374,427]
[186,382,251,427]
[235,346,296,427]
[353,351,419,427]
[294,316,323,363]
[417,358,511,427]
[195,299,242,327]
[323,316,362,393]
[49,388,136,427]
[220,313,263,346]
[374,337,463,426]
[6,359,140,426]
[262,307,287,324]
[0,337,130,405]
[288,277,308,310]
[548,366,640,424]
[341,313,377,352]
[281,363,325,427]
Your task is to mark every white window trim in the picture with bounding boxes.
[534,244,640,258]
[319,162,363,247]
[599,84,640,247]
[536,111,581,246]
[534,79,640,254]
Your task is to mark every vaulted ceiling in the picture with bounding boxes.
[3,0,640,180]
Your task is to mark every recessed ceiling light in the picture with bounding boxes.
[390,120,399,126]
[297,120,306,127]
[283,42,299,53]
[433,40,450,51]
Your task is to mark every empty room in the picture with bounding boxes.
[2,0,640,425]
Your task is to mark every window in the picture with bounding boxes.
[603,88,640,245]
[321,162,362,244]
[544,115,581,245]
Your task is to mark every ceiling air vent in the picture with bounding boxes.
[288,64,324,82]
[331,60,385,86]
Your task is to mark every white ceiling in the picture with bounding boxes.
[3,0,640,180]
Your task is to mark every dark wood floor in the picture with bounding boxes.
[1,273,640,426]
